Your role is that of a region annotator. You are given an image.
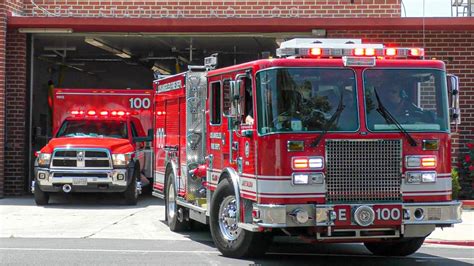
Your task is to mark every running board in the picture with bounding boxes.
[177,199,208,224]
[152,191,164,199]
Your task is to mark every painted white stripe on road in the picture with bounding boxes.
[1,247,472,260]
[0,247,219,254]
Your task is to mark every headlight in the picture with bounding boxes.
[292,174,309,185]
[112,153,132,167]
[292,173,324,185]
[406,171,437,184]
[37,153,51,167]
[421,172,437,183]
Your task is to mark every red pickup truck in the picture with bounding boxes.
[33,88,154,205]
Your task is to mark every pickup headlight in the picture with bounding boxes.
[112,153,132,167]
[37,153,51,167]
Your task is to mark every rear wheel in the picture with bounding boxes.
[123,168,139,205]
[34,181,49,206]
[364,237,425,256]
[165,172,189,231]
[210,178,272,258]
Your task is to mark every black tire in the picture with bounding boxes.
[34,181,49,206]
[364,237,425,256]
[123,167,139,205]
[165,172,189,231]
[210,178,272,258]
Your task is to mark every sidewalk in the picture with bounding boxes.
[426,201,474,246]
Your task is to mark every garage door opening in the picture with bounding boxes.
[29,33,305,185]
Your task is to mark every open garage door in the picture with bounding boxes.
[28,33,307,187]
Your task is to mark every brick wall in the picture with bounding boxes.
[328,30,474,162]
[0,4,7,198]
[1,1,27,196]
[19,0,401,18]
[4,31,27,195]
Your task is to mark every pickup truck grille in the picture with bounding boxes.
[325,139,402,203]
[51,149,111,169]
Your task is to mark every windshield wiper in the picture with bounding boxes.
[374,88,417,147]
[310,92,345,148]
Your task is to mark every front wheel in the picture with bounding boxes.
[364,237,425,256]
[123,168,139,205]
[165,172,189,231]
[34,181,49,206]
[210,178,272,258]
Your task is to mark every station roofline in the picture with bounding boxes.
[7,16,474,32]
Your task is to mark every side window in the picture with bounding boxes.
[130,122,138,138]
[223,80,232,116]
[210,82,222,125]
[243,77,253,123]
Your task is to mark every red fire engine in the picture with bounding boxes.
[33,88,154,205]
[152,39,462,257]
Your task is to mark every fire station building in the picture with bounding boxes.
[0,0,473,197]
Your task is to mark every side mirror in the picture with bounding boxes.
[229,80,241,118]
[133,129,154,143]
[447,74,460,125]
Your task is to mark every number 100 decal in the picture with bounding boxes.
[129,98,151,109]
[376,207,401,221]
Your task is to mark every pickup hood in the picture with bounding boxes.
[40,137,133,154]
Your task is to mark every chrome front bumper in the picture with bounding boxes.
[251,201,462,228]
[33,167,130,193]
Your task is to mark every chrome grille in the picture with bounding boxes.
[51,149,111,169]
[326,140,402,203]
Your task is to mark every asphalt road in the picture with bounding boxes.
[0,194,473,265]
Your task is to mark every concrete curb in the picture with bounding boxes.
[425,240,474,247]
[461,200,474,210]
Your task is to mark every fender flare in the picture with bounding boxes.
[219,167,241,222]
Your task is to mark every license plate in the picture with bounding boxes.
[72,177,88,186]
[333,205,402,226]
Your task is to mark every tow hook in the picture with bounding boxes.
[31,181,35,193]
[62,184,72,193]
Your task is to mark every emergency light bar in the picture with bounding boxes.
[276,38,424,60]
[70,110,130,117]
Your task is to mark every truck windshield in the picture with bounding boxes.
[56,120,128,139]
[364,69,449,132]
[256,68,358,134]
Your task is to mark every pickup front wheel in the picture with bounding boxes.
[123,167,139,205]
[34,181,49,205]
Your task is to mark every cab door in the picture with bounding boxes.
[207,80,224,187]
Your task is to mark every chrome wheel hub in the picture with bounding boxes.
[168,182,176,220]
[218,196,241,241]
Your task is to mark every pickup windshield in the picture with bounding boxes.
[364,69,449,132]
[56,120,128,139]
[256,68,358,134]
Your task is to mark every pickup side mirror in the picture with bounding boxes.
[447,74,461,125]
[133,128,154,143]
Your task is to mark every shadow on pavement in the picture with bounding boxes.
[0,193,162,209]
